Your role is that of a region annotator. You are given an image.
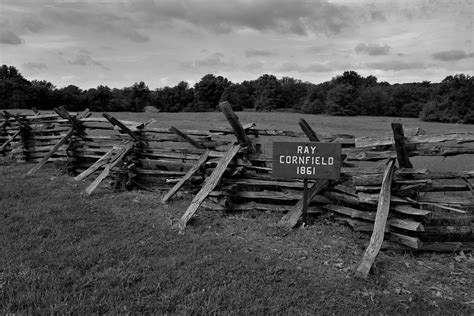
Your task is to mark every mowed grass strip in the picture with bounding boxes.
[1,164,473,314]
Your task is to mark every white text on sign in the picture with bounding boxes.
[278,155,335,166]
[272,142,341,180]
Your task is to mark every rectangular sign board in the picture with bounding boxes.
[272,142,341,180]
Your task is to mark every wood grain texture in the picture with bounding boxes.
[298,119,319,141]
[0,129,21,152]
[84,142,134,195]
[26,109,89,176]
[177,144,240,231]
[74,147,118,181]
[277,180,330,231]
[355,132,474,148]
[169,126,206,149]
[356,158,396,278]
[219,102,256,153]
[391,122,413,168]
[161,149,210,203]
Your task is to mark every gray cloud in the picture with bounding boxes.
[432,50,473,61]
[1,0,471,87]
[0,30,22,45]
[242,61,265,72]
[304,45,335,54]
[21,16,47,33]
[22,62,48,71]
[2,0,472,44]
[366,60,426,71]
[0,1,149,43]
[40,3,149,43]
[370,10,386,22]
[0,15,46,35]
[355,43,391,56]
[245,49,275,58]
[131,0,355,36]
[68,51,109,70]
[181,52,233,70]
[277,62,332,73]
[397,0,472,21]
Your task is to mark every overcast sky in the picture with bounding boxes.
[0,0,472,89]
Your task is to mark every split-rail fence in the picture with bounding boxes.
[1,103,473,263]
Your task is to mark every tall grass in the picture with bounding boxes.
[1,163,473,314]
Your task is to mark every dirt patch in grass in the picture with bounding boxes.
[1,164,473,314]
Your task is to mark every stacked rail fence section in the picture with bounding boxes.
[1,104,473,252]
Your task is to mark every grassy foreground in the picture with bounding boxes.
[1,163,473,314]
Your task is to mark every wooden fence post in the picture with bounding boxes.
[103,113,144,144]
[74,147,118,181]
[84,141,134,195]
[2,112,32,162]
[219,101,256,153]
[277,180,330,231]
[0,129,21,153]
[161,149,210,203]
[169,126,206,149]
[356,158,396,278]
[82,114,152,195]
[26,108,89,176]
[391,122,413,168]
[176,144,241,231]
[299,119,320,141]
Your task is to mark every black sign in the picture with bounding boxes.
[272,142,341,180]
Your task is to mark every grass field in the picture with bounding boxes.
[8,108,473,135]
[1,111,473,314]
[1,164,473,314]
[126,109,474,137]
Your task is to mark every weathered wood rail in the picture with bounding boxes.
[1,104,473,254]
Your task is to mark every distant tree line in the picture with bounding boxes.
[1,65,472,123]
[0,65,150,113]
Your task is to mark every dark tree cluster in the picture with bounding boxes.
[0,65,151,112]
[1,65,472,123]
[154,71,473,123]
[418,74,473,123]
